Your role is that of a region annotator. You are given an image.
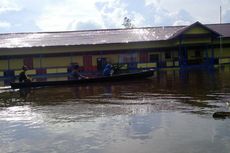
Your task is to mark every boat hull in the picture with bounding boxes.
[10,70,154,89]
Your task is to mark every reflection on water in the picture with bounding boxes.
[1,69,230,153]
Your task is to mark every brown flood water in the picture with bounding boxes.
[0,69,230,153]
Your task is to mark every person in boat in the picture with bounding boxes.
[19,65,31,83]
[70,64,87,80]
[103,63,114,76]
[68,62,77,73]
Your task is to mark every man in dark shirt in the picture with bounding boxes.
[70,64,87,80]
[19,65,31,82]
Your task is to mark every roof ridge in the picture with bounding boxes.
[1,22,230,35]
[206,22,230,26]
[0,25,186,35]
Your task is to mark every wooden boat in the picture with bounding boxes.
[213,111,230,119]
[10,69,154,89]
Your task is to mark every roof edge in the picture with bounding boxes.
[169,21,222,39]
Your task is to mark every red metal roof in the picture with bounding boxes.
[0,22,229,49]
[207,23,230,37]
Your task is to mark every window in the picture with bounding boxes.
[24,57,33,69]
[165,52,171,59]
[195,50,201,58]
[149,54,159,62]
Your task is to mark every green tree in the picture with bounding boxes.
[122,17,134,28]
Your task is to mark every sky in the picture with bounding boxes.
[0,0,229,33]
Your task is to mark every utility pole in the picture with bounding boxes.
[219,1,223,65]
[220,5,222,24]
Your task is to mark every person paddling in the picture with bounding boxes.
[19,65,31,83]
[103,63,114,76]
[70,64,87,80]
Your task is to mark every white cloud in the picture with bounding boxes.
[34,0,200,31]
[131,12,145,27]
[222,0,230,23]
[36,0,106,31]
[0,21,11,28]
[173,20,191,26]
[96,0,128,28]
[0,0,45,33]
[149,0,230,24]
[0,0,21,13]
[0,0,229,33]
[68,20,103,30]
[223,9,230,23]
[170,9,194,26]
[96,0,195,27]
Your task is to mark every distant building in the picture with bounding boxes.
[0,21,230,78]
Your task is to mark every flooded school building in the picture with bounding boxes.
[0,21,230,78]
